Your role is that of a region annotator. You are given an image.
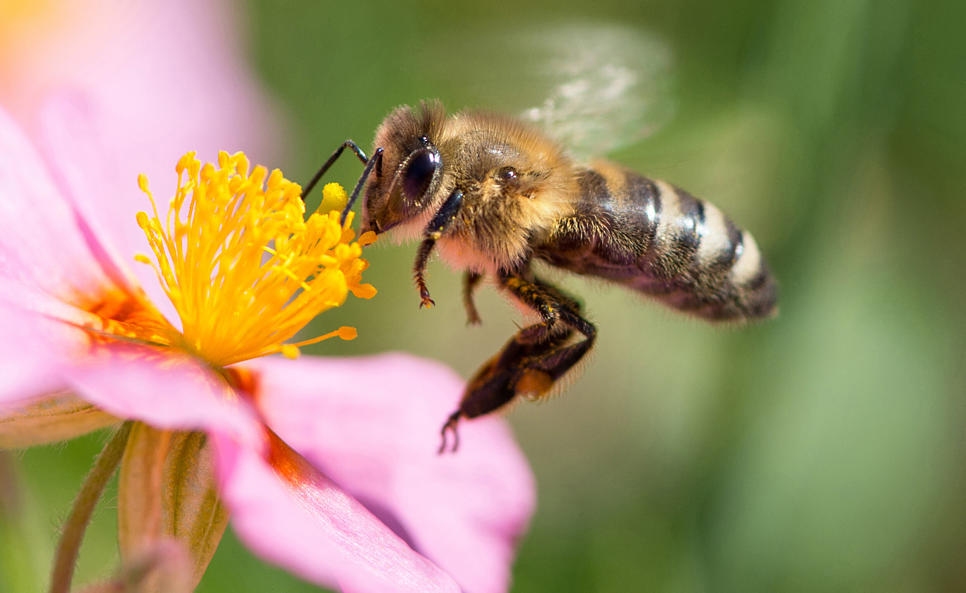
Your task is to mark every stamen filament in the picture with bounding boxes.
[135,152,376,366]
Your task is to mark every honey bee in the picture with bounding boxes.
[304,100,777,453]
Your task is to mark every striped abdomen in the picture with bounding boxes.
[534,163,777,321]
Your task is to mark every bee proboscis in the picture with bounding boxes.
[305,101,777,453]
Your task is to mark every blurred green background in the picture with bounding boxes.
[4,0,965,591]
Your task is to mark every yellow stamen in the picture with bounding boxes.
[135,151,376,367]
[319,182,348,215]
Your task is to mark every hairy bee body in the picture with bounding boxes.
[322,101,776,451]
[535,162,776,321]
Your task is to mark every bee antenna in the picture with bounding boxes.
[302,140,369,199]
[340,147,384,226]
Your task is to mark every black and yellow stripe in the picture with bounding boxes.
[538,164,777,322]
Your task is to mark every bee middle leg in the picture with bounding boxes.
[462,271,484,325]
[439,272,597,453]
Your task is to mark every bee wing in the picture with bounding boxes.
[424,22,675,160]
[515,24,675,159]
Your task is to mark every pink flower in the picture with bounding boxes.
[0,102,535,593]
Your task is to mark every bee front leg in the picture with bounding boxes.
[439,272,597,453]
[413,239,438,308]
[412,189,465,308]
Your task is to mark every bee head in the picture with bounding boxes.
[362,102,446,235]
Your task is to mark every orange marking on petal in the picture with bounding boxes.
[264,429,316,490]
[223,366,260,402]
[72,286,176,348]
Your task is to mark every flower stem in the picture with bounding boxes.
[49,421,133,593]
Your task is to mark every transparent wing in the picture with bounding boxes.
[423,22,675,159]
[516,24,675,158]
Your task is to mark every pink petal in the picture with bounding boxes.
[0,307,71,405]
[0,104,131,309]
[243,353,536,593]
[32,95,178,323]
[211,428,461,593]
[62,344,263,450]
[2,0,284,186]
[5,0,284,238]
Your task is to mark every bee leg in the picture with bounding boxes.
[412,189,465,308]
[499,274,597,400]
[439,273,597,453]
[462,271,484,325]
[440,332,567,454]
[413,239,438,308]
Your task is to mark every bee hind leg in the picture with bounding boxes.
[499,274,596,403]
[438,273,596,453]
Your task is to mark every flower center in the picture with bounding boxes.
[135,151,376,367]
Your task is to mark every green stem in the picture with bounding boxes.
[48,421,133,593]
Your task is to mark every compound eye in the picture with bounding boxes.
[402,148,440,200]
[497,166,518,183]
